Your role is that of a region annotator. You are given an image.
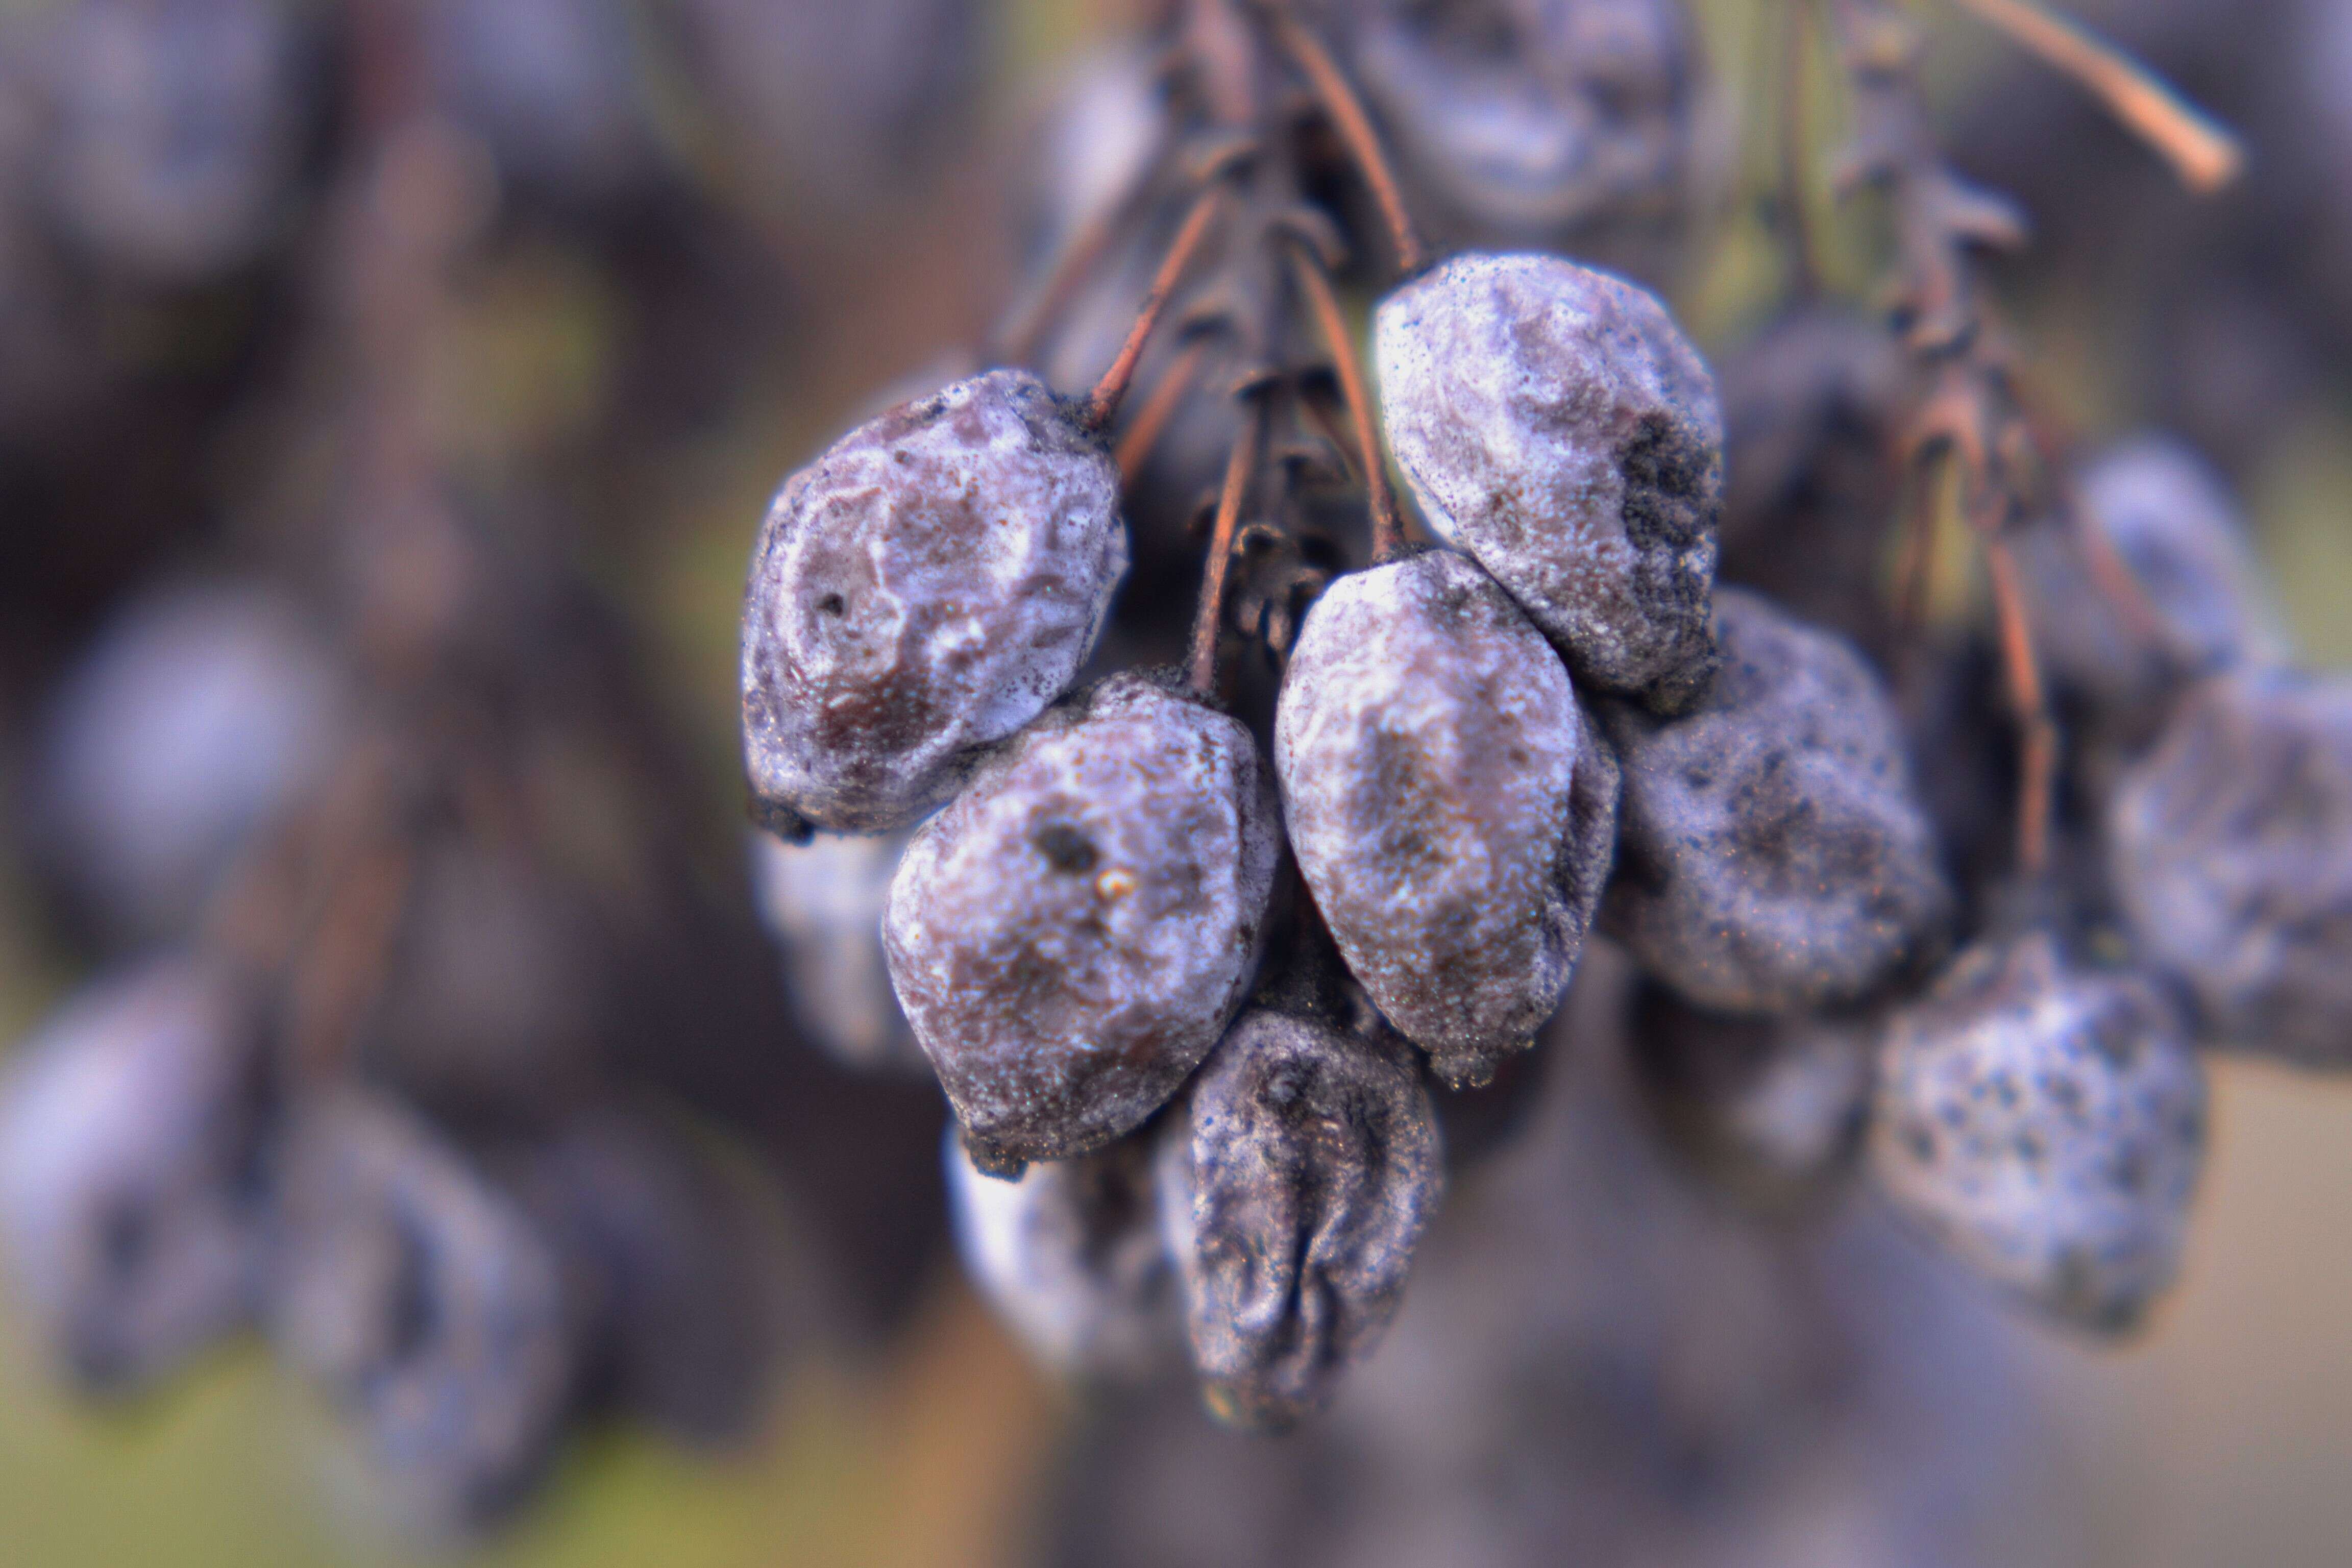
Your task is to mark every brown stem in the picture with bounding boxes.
[1981,528,2056,876]
[1947,0,2241,193]
[1287,239,1404,561]
[1115,336,1214,484]
[1267,11,1428,275]
[1188,395,1269,695]
[1084,184,1230,431]
[283,829,417,1087]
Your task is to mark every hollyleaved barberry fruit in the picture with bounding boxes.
[1276,549,1619,1088]
[742,369,1128,834]
[1869,936,2205,1332]
[884,672,1278,1174]
[1375,250,1723,712]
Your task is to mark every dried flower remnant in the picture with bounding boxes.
[0,954,267,1392]
[1276,549,1619,1088]
[947,1128,1181,1385]
[1602,589,1951,1014]
[884,672,1278,1175]
[2110,671,2352,1067]
[1869,934,2205,1331]
[1158,1010,1440,1430]
[271,1093,576,1532]
[1375,251,1724,713]
[742,369,1128,835]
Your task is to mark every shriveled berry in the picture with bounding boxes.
[271,1092,575,1532]
[1276,549,1619,1088]
[1375,251,1723,712]
[749,827,924,1073]
[1348,0,1712,277]
[1156,1010,1440,1430]
[1716,305,1914,665]
[947,1127,1181,1385]
[30,577,345,945]
[883,671,1278,1173]
[503,1110,785,1443]
[1601,588,1951,1013]
[742,368,1128,833]
[1629,985,1873,1213]
[0,954,266,1392]
[2019,435,2286,760]
[33,0,313,284]
[1868,935,2206,1332]
[2109,671,2352,1066]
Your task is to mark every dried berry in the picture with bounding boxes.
[742,368,1129,834]
[1375,251,1723,712]
[1629,985,1874,1212]
[0,954,266,1392]
[1275,549,1619,1088]
[2019,435,2287,760]
[1868,935,2206,1332]
[29,578,345,946]
[34,0,313,284]
[1347,0,1714,278]
[2109,671,2352,1066]
[749,827,924,1073]
[271,1092,576,1531]
[1157,1010,1440,1429]
[1601,588,1951,1013]
[883,671,1278,1173]
[947,1127,1181,1385]
[502,1110,788,1444]
[1716,305,1914,665]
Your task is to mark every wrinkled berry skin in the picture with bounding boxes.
[271,1093,575,1532]
[0,955,266,1393]
[1630,986,1874,1213]
[1157,1011,1440,1430]
[1868,936,2206,1332]
[2110,672,2352,1066]
[947,1127,1181,1384]
[1601,589,1951,1014]
[2020,435,2286,758]
[1375,251,1722,712]
[884,672,1279,1174]
[1276,550,1619,1088]
[742,369,1128,833]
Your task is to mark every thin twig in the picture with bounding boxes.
[1946,0,2241,194]
[1981,530,2056,875]
[1084,184,1230,431]
[1286,238,1404,561]
[1267,11,1427,274]
[1188,394,1268,694]
[1115,337,1215,484]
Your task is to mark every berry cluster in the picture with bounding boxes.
[744,0,2350,1432]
